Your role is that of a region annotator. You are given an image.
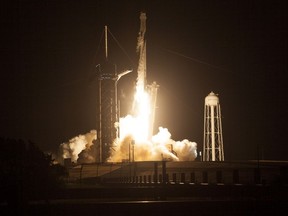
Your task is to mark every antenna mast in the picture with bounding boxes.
[105,25,108,60]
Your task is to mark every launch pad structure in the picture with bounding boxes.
[60,14,287,215]
[96,27,132,163]
[67,160,288,188]
[53,12,287,216]
[96,13,159,163]
[96,60,117,163]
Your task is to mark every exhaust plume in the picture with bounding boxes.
[110,127,197,162]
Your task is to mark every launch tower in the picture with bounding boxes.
[96,26,131,163]
[203,92,224,161]
[97,28,117,162]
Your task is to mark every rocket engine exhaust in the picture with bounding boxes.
[57,12,197,164]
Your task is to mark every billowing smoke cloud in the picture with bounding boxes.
[58,13,198,164]
[59,130,97,164]
[58,127,197,164]
[110,127,197,162]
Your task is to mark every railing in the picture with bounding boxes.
[65,161,287,186]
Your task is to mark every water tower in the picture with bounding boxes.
[203,92,224,161]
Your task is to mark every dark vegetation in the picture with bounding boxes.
[0,137,67,214]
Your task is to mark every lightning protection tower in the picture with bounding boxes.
[96,26,117,163]
[203,92,224,161]
[96,26,132,163]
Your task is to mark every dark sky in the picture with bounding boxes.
[1,0,287,160]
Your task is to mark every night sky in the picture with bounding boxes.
[1,0,287,160]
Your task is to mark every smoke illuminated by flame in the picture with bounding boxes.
[109,11,197,162]
[110,81,198,162]
[58,11,197,163]
[59,130,97,163]
[59,80,198,163]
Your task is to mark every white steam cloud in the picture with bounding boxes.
[110,127,197,162]
[58,127,197,164]
[58,12,198,164]
[59,130,97,163]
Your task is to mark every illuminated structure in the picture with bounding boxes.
[96,26,131,163]
[134,12,159,141]
[97,31,117,162]
[136,12,147,95]
[203,92,224,161]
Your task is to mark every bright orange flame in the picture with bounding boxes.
[113,76,198,162]
[119,87,151,141]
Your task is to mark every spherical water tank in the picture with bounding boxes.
[205,92,219,106]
